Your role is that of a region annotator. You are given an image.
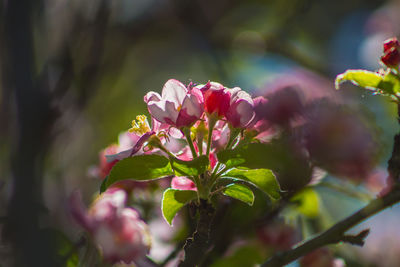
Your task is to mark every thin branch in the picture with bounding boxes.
[261,187,400,267]
[340,229,370,246]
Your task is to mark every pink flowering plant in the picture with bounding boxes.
[69,38,400,267]
[101,78,273,222]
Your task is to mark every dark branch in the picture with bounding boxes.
[340,229,370,246]
[178,199,215,267]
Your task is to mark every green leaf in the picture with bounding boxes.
[222,168,280,200]
[170,155,209,176]
[100,176,108,193]
[381,71,400,95]
[217,143,282,170]
[105,154,173,189]
[223,183,254,206]
[335,70,383,90]
[162,188,198,225]
[290,188,320,218]
[335,69,400,96]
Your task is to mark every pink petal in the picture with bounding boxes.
[147,100,169,124]
[163,100,179,124]
[105,148,133,162]
[147,100,179,125]
[171,176,197,191]
[226,99,254,128]
[105,131,155,162]
[236,100,255,127]
[175,93,203,127]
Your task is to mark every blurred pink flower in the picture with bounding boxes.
[303,102,380,181]
[254,87,305,126]
[69,189,151,264]
[145,79,204,128]
[300,248,345,267]
[256,221,298,251]
[98,145,119,179]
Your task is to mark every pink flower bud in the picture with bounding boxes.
[225,87,255,128]
[145,79,204,128]
[171,176,197,191]
[200,82,231,117]
[257,87,305,126]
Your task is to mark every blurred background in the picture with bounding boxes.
[1,0,400,266]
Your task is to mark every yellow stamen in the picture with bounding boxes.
[129,115,151,135]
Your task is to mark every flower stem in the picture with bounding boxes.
[183,127,198,158]
[206,116,217,157]
[225,127,241,149]
[209,127,241,185]
[198,135,204,155]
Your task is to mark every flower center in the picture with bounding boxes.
[129,115,151,135]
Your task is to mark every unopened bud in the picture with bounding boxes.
[381,37,400,67]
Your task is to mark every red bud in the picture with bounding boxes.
[383,37,400,52]
[381,46,400,67]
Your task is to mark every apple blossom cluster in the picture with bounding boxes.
[98,79,260,197]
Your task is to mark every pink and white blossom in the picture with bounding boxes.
[200,82,254,128]
[225,87,255,128]
[145,79,204,128]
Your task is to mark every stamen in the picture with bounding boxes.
[129,115,151,135]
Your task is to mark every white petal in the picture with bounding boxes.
[105,148,134,162]
[164,100,179,123]
[147,100,169,123]
[228,87,242,103]
[181,94,202,117]
[144,91,161,103]
[236,100,255,127]
[162,79,187,106]
[209,82,224,90]
[118,132,139,151]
